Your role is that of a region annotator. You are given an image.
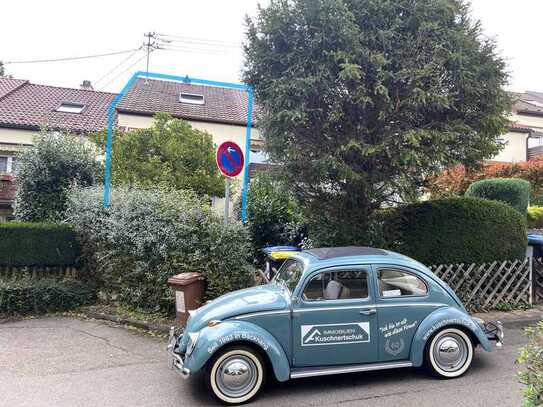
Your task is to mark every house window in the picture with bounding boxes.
[10,157,17,173]
[56,102,86,114]
[179,93,205,105]
[0,156,17,174]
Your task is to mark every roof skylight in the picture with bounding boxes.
[179,93,205,105]
[56,102,85,114]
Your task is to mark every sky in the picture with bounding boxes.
[1,0,541,94]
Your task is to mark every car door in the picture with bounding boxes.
[373,265,438,362]
[291,265,379,367]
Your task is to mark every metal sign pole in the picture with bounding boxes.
[224,177,230,226]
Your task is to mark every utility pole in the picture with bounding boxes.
[143,32,157,82]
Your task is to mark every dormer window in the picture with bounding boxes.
[56,102,85,114]
[179,93,204,105]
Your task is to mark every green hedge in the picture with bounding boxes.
[0,222,79,266]
[379,197,527,265]
[528,206,543,229]
[0,278,93,315]
[465,178,531,214]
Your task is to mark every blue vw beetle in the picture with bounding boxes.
[167,247,503,404]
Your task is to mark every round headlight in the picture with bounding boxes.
[186,332,200,357]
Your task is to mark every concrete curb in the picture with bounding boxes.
[82,310,172,334]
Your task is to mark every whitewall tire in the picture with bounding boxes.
[206,346,265,404]
[426,328,474,378]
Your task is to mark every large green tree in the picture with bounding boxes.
[243,0,511,245]
[93,113,225,197]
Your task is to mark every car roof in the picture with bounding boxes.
[304,246,388,260]
[292,246,426,272]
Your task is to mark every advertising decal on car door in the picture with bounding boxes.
[301,322,370,346]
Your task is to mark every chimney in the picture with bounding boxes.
[80,80,93,90]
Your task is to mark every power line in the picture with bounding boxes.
[156,33,240,48]
[94,48,143,87]
[4,48,141,65]
[157,45,233,55]
[100,53,147,89]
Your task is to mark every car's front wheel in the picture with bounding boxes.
[426,327,474,378]
[205,345,266,404]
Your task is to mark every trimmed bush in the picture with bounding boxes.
[0,222,79,266]
[528,206,543,229]
[518,321,543,406]
[378,197,527,265]
[65,186,254,314]
[465,178,531,214]
[0,278,93,315]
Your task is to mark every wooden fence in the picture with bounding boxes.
[430,258,532,311]
[532,257,543,304]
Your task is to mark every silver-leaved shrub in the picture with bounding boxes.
[64,186,254,314]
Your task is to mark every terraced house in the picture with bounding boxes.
[0,76,263,219]
[0,75,542,219]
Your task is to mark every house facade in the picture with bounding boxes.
[115,78,263,211]
[0,78,116,219]
[0,76,262,218]
[493,91,543,163]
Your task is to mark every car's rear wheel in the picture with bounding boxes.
[426,327,473,378]
[205,345,266,404]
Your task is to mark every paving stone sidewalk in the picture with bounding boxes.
[472,304,543,327]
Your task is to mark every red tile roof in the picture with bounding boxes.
[509,122,533,133]
[117,78,252,126]
[0,77,116,133]
[0,78,27,100]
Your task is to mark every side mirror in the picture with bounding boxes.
[291,295,300,305]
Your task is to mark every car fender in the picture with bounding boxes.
[183,320,290,382]
[410,307,491,367]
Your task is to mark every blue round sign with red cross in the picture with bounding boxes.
[216,141,244,178]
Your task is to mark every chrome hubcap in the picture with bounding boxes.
[216,355,257,398]
[433,333,468,372]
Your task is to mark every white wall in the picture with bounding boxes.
[0,127,38,146]
[493,131,528,163]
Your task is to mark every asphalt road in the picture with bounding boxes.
[0,316,528,407]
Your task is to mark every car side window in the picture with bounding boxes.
[378,268,428,297]
[303,270,369,301]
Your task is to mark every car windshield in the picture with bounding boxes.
[274,259,304,293]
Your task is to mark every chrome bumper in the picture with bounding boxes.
[167,326,191,378]
[484,320,504,348]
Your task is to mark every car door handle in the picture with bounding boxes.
[359,308,376,315]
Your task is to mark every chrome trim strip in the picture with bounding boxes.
[232,310,291,319]
[290,361,413,379]
[293,303,444,313]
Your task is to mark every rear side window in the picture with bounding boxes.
[303,270,369,301]
[378,269,428,297]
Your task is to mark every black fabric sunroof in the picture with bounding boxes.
[305,246,388,260]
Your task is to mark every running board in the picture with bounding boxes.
[290,361,413,379]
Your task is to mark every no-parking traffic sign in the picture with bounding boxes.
[216,141,244,178]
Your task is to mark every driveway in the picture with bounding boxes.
[0,316,527,407]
